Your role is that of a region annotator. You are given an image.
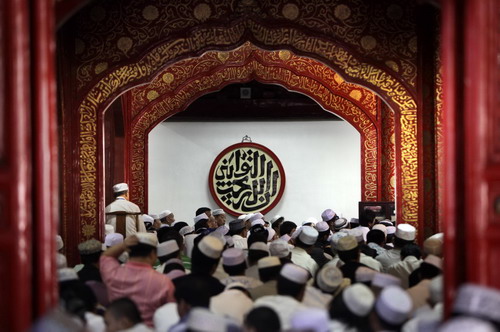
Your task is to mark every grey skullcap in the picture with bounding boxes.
[78,239,102,255]
[229,219,245,232]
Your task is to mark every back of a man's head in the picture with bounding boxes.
[279,221,297,236]
[107,297,142,325]
[401,243,422,260]
[195,207,210,217]
[191,235,222,275]
[128,243,156,258]
[367,229,385,246]
[173,274,213,308]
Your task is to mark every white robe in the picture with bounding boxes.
[254,295,306,330]
[105,198,146,237]
[291,247,319,278]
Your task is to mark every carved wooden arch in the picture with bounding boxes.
[75,23,417,240]
[125,44,380,212]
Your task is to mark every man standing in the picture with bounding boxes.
[159,210,175,228]
[100,233,176,327]
[105,183,146,237]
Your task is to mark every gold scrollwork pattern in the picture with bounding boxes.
[77,24,417,237]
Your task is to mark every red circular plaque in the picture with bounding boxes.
[209,142,286,216]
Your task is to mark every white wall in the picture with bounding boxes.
[148,121,361,225]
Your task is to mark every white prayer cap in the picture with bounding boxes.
[343,283,375,317]
[349,228,364,243]
[280,263,309,284]
[159,210,172,219]
[258,256,281,269]
[166,269,186,280]
[157,240,179,257]
[149,214,159,220]
[249,242,269,253]
[291,308,329,332]
[270,215,283,223]
[112,183,128,193]
[135,232,158,247]
[210,288,253,326]
[267,227,276,241]
[395,223,416,241]
[315,221,330,233]
[279,234,291,243]
[78,239,102,255]
[321,209,336,221]
[302,217,318,226]
[379,219,393,226]
[424,254,443,270]
[179,225,194,236]
[372,272,402,289]
[269,239,292,258]
[142,214,154,223]
[299,226,319,245]
[238,214,247,220]
[56,253,67,269]
[224,235,234,247]
[229,219,246,232]
[334,218,349,230]
[186,307,227,332]
[375,286,412,325]
[337,236,358,251]
[56,235,64,251]
[207,232,227,246]
[243,213,254,222]
[429,275,443,304]
[214,225,229,236]
[317,265,343,293]
[198,235,224,259]
[105,233,124,247]
[58,268,79,282]
[291,227,302,240]
[372,224,387,237]
[453,283,500,323]
[251,218,265,227]
[105,224,115,235]
[212,208,224,216]
[355,266,377,283]
[439,317,497,332]
[194,213,209,224]
[330,232,349,250]
[249,213,264,222]
[386,225,396,235]
[424,234,444,257]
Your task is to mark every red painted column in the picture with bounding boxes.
[0,0,33,330]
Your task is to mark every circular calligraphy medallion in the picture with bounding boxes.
[209,143,286,216]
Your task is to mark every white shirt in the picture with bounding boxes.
[254,295,306,330]
[105,198,146,237]
[291,247,319,278]
[232,235,248,250]
[387,256,422,288]
[376,248,401,272]
[153,302,179,332]
[360,253,382,272]
[302,286,333,309]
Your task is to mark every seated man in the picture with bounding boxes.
[100,233,175,327]
[104,297,151,332]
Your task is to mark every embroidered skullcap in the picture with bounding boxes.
[269,239,292,258]
[135,232,158,248]
[334,218,349,231]
[299,226,319,245]
[386,226,396,235]
[249,213,264,222]
[375,285,412,325]
[258,256,281,269]
[315,221,330,233]
[56,253,67,269]
[222,248,246,266]
[331,231,349,250]
[105,233,124,247]
[186,308,227,332]
[395,223,416,241]
[291,308,329,332]
[58,268,79,282]
[453,283,500,323]
[342,283,375,317]
[249,242,269,253]
[157,240,179,257]
[105,224,115,235]
[193,213,208,224]
[207,232,226,246]
[302,217,318,226]
[372,272,402,289]
[78,239,102,255]
[337,235,358,251]
[355,266,377,283]
[251,219,265,227]
[212,208,224,216]
[142,214,154,223]
[56,235,64,251]
[112,183,128,193]
[229,219,246,232]
[198,235,224,259]
[280,263,309,284]
[372,224,387,237]
[158,210,172,219]
[424,233,444,257]
[317,264,343,293]
[321,209,336,222]
[267,227,276,241]
[349,228,364,243]
[439,317,497,332]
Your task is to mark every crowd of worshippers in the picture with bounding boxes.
[51,183,500,332]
